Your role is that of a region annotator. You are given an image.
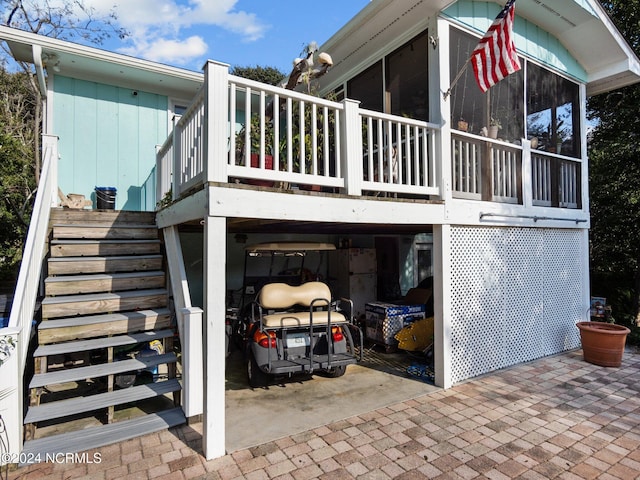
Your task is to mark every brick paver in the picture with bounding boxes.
[8,349,640,479]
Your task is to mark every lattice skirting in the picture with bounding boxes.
[448,226,584,384]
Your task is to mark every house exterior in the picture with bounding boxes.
[1,0,639,462]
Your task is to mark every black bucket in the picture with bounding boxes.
[95,186,117,210]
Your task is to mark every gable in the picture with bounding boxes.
[443,1,587,82]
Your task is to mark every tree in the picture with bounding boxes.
[0,1,127,281]
[588,0,640,329]
[230,65,286,86]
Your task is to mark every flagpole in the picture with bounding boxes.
[443,56,471,100]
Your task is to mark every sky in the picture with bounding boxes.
[80,0,371,75]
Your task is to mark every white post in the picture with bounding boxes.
[42,134,59,207]
[203,215,227,459]
[162,227,203,418]
[181,307,204,417]
[521,139,533,208]
[340,99,363,196]
[173,116,181,201]
[433,224,452,389]
[434,17,452,204]
[579,83,589,214]
[203,61,230,184]
[0,327,21,464]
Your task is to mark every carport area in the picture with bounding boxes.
[179,217,439,453]
[224,345,439,452]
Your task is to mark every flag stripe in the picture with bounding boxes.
[471,0,521,93]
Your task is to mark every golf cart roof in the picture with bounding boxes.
[245,242,336,255]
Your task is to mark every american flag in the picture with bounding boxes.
[471,0,521,93]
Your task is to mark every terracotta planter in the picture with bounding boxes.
[248,154,274,187]
[576,321,630,367]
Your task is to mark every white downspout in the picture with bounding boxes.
[32,44,47,99]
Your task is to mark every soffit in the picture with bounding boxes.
[0,25,203,99]
[318,0,640,96]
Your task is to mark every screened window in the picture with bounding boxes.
[449,27,580,158]
[346,30,430,120]
[347,61,383,112]
[527,63,580,157]
[449,28,524,143]
[386,31,430,120]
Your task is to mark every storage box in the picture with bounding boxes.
[364,302,425,347]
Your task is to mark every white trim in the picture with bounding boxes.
[433,224,451,389]
[203,216,227,459]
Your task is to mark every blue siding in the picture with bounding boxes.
[443,1,587,82]
[53,76,168,211]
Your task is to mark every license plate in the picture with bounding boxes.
[286,333,310,348]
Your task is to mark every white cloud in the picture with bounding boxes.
[120,35,208,65]
[84,0,268,65]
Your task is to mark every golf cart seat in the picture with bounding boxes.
[258,282,348,328]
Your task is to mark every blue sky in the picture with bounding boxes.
[86,0,371,75]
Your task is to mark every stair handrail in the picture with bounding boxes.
[162,226,203,418]
[8,134,58,369]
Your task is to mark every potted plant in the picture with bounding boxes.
[284,93,337,191]
[235,113,275,187]
[576,304,630,367]
[488,117,501,139]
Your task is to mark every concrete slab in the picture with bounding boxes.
[225,347,438,452]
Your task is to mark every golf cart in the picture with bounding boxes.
[236,242,363,387]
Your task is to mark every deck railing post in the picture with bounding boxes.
[521,139,533,208]
[341,99,363,196]
[203,60,230,184]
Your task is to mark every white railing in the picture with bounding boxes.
[156,136,173,205]
[452,133,481,199]
[227,75,344,189]
[174,87,206,197]
[360,109,439,196]
[492,144,520,203]
[162,227,203,418]
[155,65,443,201]
[4,134,58,458]
[452,131,521,203]
[531,151,580,208]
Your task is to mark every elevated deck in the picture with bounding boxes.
[152,63,589,231]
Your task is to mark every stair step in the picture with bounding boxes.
[48,254,163,275]
[50,239,161,257]
[24,379,181,424]
[50,209,156,226]
[30,353,177,388]
[21,407,185,460]
[41,288,168,319]
[52,224,159,240]
[38,308,172,343]
[45,271,166,296]
[34,329,175,357]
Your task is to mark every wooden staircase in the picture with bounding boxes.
[22,209,185,457]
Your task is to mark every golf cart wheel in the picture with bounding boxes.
[323,365,347,378]
[247,352,269,388]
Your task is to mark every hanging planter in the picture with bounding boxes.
[576,321,630,367]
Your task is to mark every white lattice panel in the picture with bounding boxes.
[542,230,583,354]
[448,227,583,384]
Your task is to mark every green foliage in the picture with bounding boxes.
[0,132,34,280]
[588,0,640,338]
[230,66,286,86]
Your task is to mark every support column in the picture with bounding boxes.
[203,60,230,184]
[202,215,227,459]
[433,224,452,389]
